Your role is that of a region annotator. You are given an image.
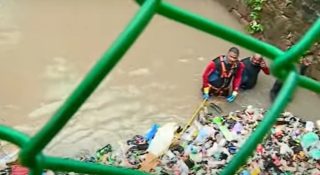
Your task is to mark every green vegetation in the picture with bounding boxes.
[246,0,265,34]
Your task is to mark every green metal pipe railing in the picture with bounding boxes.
[0,0,318,174]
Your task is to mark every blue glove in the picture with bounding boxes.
[203,93,209,100]
[202,87,210,100]
[226,91,238,103]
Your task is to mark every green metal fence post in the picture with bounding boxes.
[0,0,318,174]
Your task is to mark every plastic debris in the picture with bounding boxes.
[76,106,320,175]
[316,120,320,130]
[145,124,160,143]
[306,121,315,132]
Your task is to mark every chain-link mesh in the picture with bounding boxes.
[0,0,319,174]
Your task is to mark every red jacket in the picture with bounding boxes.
[260,66,270,75]
[202,60,244,92]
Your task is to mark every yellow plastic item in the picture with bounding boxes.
[203,87,210,94]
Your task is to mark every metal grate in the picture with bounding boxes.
[0,0,319,174]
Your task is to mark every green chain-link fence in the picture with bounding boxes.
[1,0,319,174]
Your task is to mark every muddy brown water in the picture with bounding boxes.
[0,0,319,158]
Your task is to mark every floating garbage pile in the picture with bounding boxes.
[1,106,319,175]
[78,105,320,175]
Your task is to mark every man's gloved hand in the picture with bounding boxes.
[260,59,267,68]
[203,93,209,100]
[203,87,210,100]
[226,91,238,103]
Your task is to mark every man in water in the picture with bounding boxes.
[240,53,270,90]
[202,47,244,102]
[269,58,312,102]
